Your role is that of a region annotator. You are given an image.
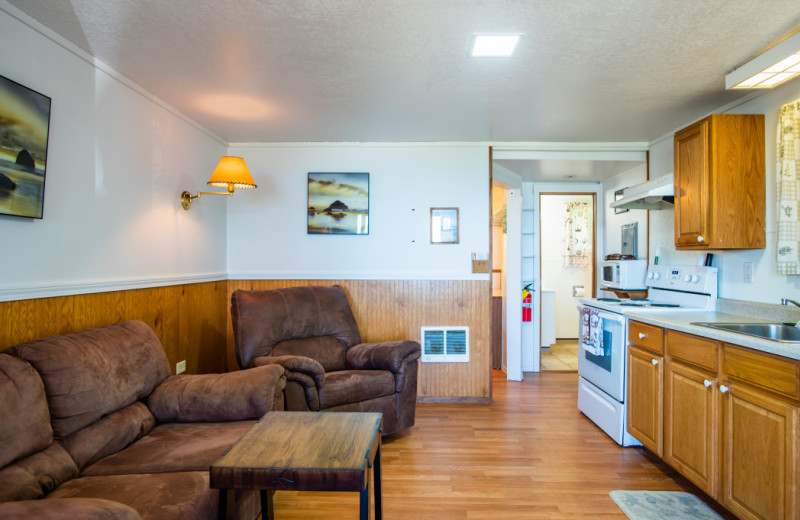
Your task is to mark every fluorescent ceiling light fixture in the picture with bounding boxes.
[726,29,800,89]
[470,34,520,57]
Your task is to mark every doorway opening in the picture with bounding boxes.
[538,193,596,371]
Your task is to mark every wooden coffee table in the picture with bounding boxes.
[210,411,383,520]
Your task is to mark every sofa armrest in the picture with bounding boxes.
[0,498,141,519]
[346,341,421,373]
[147,364,286,423]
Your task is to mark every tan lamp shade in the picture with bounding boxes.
[207,156,257,192]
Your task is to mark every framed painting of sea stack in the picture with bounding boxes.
[0,74,51,219]
[308,172,369,235]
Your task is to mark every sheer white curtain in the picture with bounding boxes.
[563,202,591,268]
[777,100,800,275]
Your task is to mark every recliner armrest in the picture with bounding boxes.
[147,364,286,423]
[346,341,421,373]
[251,355,326,387]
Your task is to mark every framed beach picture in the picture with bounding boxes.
[431,207,459,244]
[0,74,51,219]
[307,172,369,234]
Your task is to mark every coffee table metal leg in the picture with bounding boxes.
[218,489,227,520]
[374,442,382,520]
[360,477,370,520]
[261,490,274,520]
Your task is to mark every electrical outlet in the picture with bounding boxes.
[743,262,754,283]
[176,360,186,374]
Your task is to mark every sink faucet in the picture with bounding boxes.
[782,299,800,328]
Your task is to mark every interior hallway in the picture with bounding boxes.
[540,339,580,371]
[271,371,736,519]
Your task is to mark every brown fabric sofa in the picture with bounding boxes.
[230,285,421,436]
[0,320,286,520]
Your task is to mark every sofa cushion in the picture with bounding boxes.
[82,421,254,476]
[319,369,395,409]
[49,471,217,519]
[231,285,362,368]
[0,443,78,502]
[12,321,171,439]
[0,497,141,520]
[60,403,156,471]
[0,353,52,468]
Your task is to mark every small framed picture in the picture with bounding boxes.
[614,188,628,214]
[431,207,459,244]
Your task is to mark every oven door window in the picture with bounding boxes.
[583,328,613,372]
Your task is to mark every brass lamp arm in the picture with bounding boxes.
[180,190,232,210]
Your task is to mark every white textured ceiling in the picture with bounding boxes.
[5,0,800,144]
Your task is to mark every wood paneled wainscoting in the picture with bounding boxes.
[227,280,492,402]
[0,281,228,374]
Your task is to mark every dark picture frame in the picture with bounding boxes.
[307,172,369,234]
[0,74,51,219]
[430,207,459,244]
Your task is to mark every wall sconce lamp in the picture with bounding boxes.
[181,156,257,210]
[726,29,800,89]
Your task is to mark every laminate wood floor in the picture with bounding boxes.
[270,370,736,519]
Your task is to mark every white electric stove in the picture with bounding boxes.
[576,264,718,446]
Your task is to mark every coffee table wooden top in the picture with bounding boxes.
[210,412,382,493]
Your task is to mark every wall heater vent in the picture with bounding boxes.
[420,326,469,363]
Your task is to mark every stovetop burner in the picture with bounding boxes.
[649,303,680,308]
[597,298,622,302]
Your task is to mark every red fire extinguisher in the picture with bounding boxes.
[522,283,532,322]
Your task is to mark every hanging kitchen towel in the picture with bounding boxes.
[581,309,606,356]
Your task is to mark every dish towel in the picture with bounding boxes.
[581,307,605,356]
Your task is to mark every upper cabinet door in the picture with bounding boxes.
[674,119,709,247]
[673,114,766,250]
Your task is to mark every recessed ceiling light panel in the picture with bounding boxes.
[470,34,521,57]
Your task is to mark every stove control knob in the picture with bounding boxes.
[647,272,655,279]
[691,274,701,283]
[651,272,661,280]
[683,274,692,282]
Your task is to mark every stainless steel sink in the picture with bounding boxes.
[691,322,800,344]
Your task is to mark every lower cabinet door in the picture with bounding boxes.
[664,361,718,497]
[627,345,663,456]
[721,383,799,520]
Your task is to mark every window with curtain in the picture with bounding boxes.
[777,100,800,275]
[563,201,591,268]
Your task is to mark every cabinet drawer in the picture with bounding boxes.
[666,330,717,372]
[723,344,800,401]
[629,321,664,354]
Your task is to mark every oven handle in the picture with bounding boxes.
[578,305,626,326]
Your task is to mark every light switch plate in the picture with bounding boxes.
[176,360,186,374]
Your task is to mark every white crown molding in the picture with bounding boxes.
[0,273,227,303]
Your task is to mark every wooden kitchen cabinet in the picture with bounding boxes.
[664,331,719,498]
[626,321,664,456]
[673,114,765,250]
[720,344,800,520]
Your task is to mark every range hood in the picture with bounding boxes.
[610,173,674,211]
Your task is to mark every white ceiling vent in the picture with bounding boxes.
[420,326,469,363]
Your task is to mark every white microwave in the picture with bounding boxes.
[600,259,647,290]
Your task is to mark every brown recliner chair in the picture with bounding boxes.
[230,285,421,435]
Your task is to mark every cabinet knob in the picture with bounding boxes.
[638,333,646,339]
[697,236,705,242]
[651,358,659,366]
[704,379,712,388]
[720,385,729,393]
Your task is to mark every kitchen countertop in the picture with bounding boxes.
[625,310,800,361]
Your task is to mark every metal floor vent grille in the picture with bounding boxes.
[420,326,469,362]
